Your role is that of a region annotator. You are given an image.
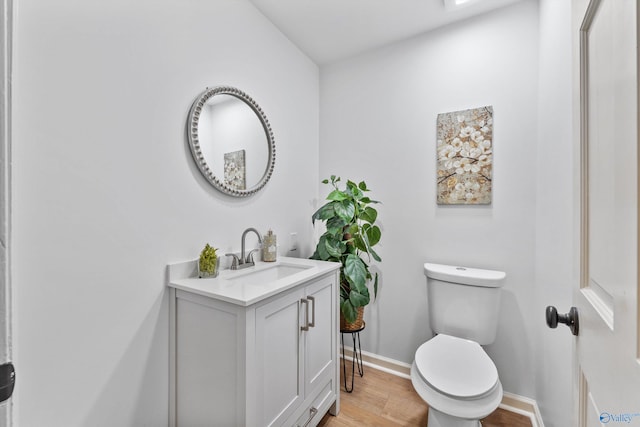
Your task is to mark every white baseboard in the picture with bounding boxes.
[500,392,545,427]
[341,347,544,427]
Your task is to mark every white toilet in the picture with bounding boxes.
[411,263,506,427]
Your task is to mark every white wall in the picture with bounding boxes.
[11,0,318,425]
[10,0,577,423]
[320,0,540,398]
[534,0,573,426]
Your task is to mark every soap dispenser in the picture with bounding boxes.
[262,229,277,262]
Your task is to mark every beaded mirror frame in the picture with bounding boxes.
[187,86,276,197]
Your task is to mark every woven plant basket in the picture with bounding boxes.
[340,306,365,331]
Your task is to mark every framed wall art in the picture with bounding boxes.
[224,149,246,191]
[436,106,493,205]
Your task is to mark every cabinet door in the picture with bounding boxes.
[304,275,336,395]
[255,288,304,426]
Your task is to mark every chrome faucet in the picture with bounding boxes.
[226,228,263,270]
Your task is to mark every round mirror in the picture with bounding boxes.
[187,86,276,197]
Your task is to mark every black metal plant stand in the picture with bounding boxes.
[340,322,365,393]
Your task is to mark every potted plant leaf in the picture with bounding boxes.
[310,176,382,330]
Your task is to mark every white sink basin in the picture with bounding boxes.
[226,264,312,286]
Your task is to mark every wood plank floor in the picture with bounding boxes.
[319,363,532,427]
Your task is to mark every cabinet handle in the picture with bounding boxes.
[307,296,315,328]
[300,299,310,331]
[298,407,318,427]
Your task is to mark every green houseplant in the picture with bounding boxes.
[199,243,220,278]
[310,176,382,328]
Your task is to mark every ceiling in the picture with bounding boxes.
[248,0,526,65]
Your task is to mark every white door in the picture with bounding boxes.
[573,0,640,425]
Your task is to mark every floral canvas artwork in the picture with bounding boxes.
[437,106,493,205]
[224,149,246,190]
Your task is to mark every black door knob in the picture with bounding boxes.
[0,363,15,402]
[546,306,579,336]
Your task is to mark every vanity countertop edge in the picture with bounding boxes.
[167,256,341,306]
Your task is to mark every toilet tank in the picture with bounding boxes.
[424,263,506,345]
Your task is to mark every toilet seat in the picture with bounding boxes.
[411,361,503,422]
[414,334,498,399]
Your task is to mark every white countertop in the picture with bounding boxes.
[167,256,341,306]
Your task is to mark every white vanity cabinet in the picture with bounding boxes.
[168,258,340,427]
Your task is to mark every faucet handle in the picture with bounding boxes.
[225,253,240,270]
[246,249,260,264]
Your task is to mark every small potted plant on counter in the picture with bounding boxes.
[199,243,220,278]
[310,176,382,331]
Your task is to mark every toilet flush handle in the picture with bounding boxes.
[546,306,579,336]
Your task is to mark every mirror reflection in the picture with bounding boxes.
[188,87,275,197]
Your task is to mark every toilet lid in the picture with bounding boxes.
[415,334,498,399]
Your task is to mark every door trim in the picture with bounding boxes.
[0,0,13,423]
[637,0,640,363]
